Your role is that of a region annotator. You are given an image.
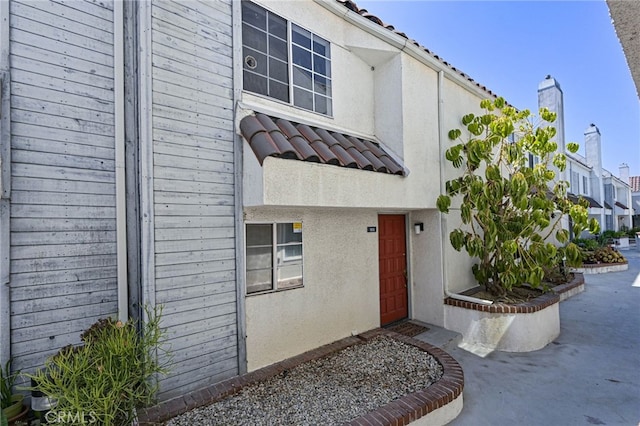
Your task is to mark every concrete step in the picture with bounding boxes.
[409,321,462,351]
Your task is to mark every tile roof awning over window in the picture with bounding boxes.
[240,113,405,176]
[615,201,628,209]
[567,193,602,208]
[604,201,613,210]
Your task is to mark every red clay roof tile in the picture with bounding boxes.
[274,119,321,162]
[630,176,640,192]
[297,124,340,165]
[240,113,405,176]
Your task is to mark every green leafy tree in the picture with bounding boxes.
[437,97,599,297]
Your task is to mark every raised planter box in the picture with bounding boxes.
[614,236,630,250]
[571,262,628,274]
[444,291,560,354]
[551,272,585,301]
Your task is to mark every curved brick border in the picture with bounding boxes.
[349,329,463,426]
[551,272,584,301]
[137,330,463,426]
[444,291,559,313]
[444,273,585,312]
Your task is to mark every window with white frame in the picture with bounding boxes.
[245,223,303,295]
[582,176,589,195]
[241,1,332,115]
[570,171,579,194]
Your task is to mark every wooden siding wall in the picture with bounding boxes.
[150,0,237,399]
[9,0,118,373]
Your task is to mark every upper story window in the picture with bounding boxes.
[570,171,579,194]
[582,176,589,195]
[241,1,333,116]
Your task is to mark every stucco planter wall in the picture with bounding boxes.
[444,293,560,353]
[551,272,585,301]
[571,262,628,274]
[614,237,630,250]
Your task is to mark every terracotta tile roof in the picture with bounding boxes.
[240,113,405,176]
[567,193,602,209]
[337,0,498,98]
[615,201,628,209]
[630,176,640,192]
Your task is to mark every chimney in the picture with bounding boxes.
[619,163,630,183]
[538,75,565,154]
[584,123,602,172]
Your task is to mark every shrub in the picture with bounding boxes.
[581,246,627,264]
[27,306,170,426]
[573,238,600,251]
[437,98,599,296]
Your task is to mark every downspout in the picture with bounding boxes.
[0,0,10,367]
[138,0,155,310]
[114,0,128,322]
[437,70,493,306]
[231,0,248,375]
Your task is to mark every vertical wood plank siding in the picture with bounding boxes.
[151,0,237,399]
[9,0,118,373]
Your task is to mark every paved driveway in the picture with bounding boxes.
[427,250,640,426]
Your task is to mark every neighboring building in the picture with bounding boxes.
[537,76,633,235]
[0,0,239,400]
[607,0,639,227]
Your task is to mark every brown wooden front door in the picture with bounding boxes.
[378,214,408,326]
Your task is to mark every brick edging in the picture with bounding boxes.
[551,272,584,296]
[444,273,585,313]
[577,261,628,268]
[137,330,464,426]
[444,289,559,314]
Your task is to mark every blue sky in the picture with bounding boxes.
[357,0,640,178]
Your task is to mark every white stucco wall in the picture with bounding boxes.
[241,0,486,218]
[409,210,447,327]
[244,207,380,371]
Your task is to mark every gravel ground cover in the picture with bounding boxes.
[165,336,443,426]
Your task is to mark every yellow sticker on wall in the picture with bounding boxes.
[293,222,302,233]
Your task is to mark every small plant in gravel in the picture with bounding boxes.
[27,306,170,426]
[437,97,599,297]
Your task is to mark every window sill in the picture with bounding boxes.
[246,284,304,297]
[240,92,334,121]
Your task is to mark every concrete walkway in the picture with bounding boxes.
[416,249,640,426]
